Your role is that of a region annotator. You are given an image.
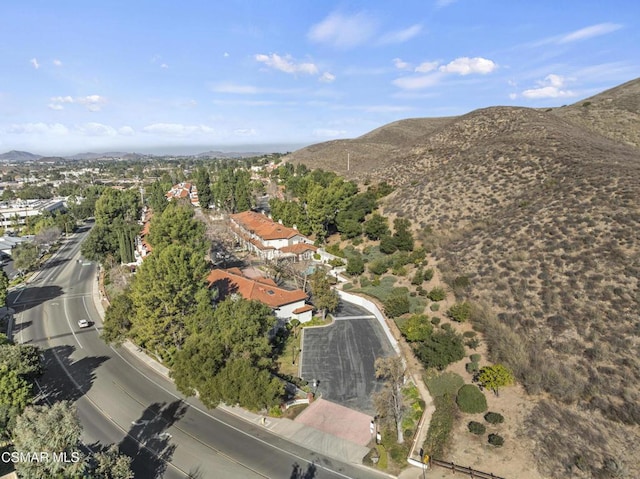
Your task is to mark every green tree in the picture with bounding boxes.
[0,343,43,378]
[147,201,206,254]
[147,179,171,214]
[91,444,134,479]
[373,356,407,444]
[101,293,134,345]
[0,364,33,440]
[193,167,212,208]
[392,218,414,252]
[13,401,85,478]
[129,244,209,362]
[364,213,390,241]
[379,234,398,254]
[346,255,365,276]
[0,270,8,308]
[477,364,515,396]
[12,242,39,272]
[309,268,339,319]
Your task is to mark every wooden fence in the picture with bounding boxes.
[427,458,506,479]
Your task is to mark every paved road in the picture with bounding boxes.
[10,229,389,479]
[301,300,396,414]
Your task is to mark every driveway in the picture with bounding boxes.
[300,299,395,414]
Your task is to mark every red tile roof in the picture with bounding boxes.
[292,305,314,314]
[207,268,307,308]
[280,243,317,255]
[230,211,305,241]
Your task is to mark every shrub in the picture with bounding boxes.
[425,372,464,398]
[415,329,465,370]
[369,259,389,276]
[466,361,479,374]
[423,268,434,281]
[441,322,452,331]
[398,314,433,342]
[428,287,446,302]
[463,331,476,338]
[467,421,486,435]
[470,354,481,362]
[329,258,345,268]
[384,291,411,318]
[447,302,472,322]
[342,283,353,291]
[422,394,456,458]
[430,317,441,325]
[411,269,424,285]
[488,434,504,447]
[456,384,488,414]
[466,338,480,350]
[346,255,365,276]
[360,277,371,287]
[430,303,440,312]
[484,412,505,424]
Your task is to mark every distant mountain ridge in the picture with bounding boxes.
[0,149,277,162]
[0,150,42,162]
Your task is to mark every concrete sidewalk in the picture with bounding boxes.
[91,273,374,467]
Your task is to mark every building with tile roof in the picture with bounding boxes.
[229,210,316,261]
[207,267,313,322]
[166,182,199,207]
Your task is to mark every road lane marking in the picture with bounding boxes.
[63,292,83,349]
[109,346,358,479]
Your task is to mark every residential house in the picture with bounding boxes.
[133,208,153,265]
[229,210,316,261]
[207,267,313,323]
[166,182,199,207]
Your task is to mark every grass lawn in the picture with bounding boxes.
[353,275,397,302]
[276,330,302,378]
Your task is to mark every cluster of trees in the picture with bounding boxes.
[0,337,43,443]
[81,188,140,265]
[102,202,284,410]
[269,168,392,243]
[11,401,133,478]
[211,167,261,213]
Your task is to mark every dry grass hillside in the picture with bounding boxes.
[288,78,640,478]
[283,117,454,177]
[554,77,640,148]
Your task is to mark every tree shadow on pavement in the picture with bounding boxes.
[290,462,317,478]
[121,400,187,479]
[37,344,109,403]
[7,285,64,313]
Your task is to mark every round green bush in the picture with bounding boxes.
[463,331,476,338]
[484,412,505,424]
[470,353,481,362]
[456,384,488,414]
[467,421,486,435]
[465,361,479,374]
[488,433,504,447]
[430,317,441,325]
[427,287,446,302]
[430,303,440,312]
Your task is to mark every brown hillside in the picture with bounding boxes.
[287,78,640,478]
[383,105,640,477]
[284,117,455,178]
[554,77,640,148]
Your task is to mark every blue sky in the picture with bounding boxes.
[1,0,638,155]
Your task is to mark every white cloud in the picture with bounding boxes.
[6,122,69,135]
[393,56,496,91]
[255,53,318,75]
[438,57,497,75]
[379,24,422,44]
[142,123,215,137]
[211,83,259,94]
[521,74,576,99]
[48,94,106,111]
[436,0,457,7]
[53,59,62,67]
[415,61,439,73]
[160,63,169,69]
[393,58,412,70]
[393,72,445,90]
[319,72,336,83]
[559,22,622,43]
[78,122,117,136]
[308,11,377,48]
[30,58,40,69]
[118,126,135,136]
[509,93,517,100]
[223,52,230,58]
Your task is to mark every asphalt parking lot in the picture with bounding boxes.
[300,300,395,414]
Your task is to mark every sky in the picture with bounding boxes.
[1,0,639,156]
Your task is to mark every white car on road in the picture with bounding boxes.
[78,319,90,328]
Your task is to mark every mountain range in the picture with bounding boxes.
[288,77,640,479]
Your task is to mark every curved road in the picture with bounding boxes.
[9,227,389,479]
